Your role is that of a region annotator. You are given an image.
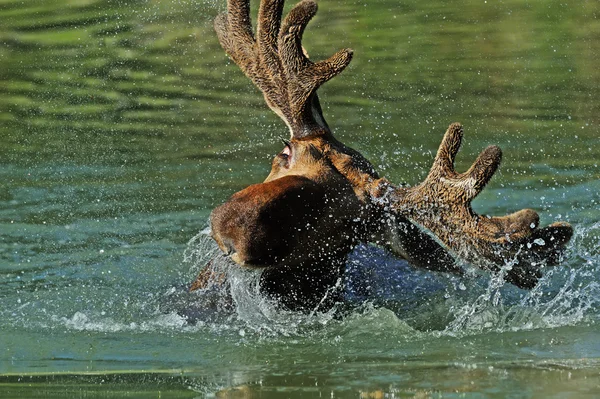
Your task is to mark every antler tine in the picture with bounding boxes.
[278,0,317,74]
[431,122,464,177]
[214,1,254,66]
[257,0,284,59]
[373,123,573,288]
[227,0,253,36]
[464,145,502,195]
[214,0,353,139]
[429,123,502,202]
[279,1,353,99]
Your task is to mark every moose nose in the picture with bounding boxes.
[220,237,235,256]
[211,229,247,266]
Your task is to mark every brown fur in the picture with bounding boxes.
[191,0,573,309]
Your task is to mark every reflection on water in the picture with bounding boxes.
[1,0,600,397]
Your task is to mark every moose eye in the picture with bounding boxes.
[278,139,293,165]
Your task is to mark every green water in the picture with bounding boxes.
[1,0,599,397]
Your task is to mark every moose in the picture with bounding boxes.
[191,0,573,311]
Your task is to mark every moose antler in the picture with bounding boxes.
[372,123,573,288]
[214,0,353,138]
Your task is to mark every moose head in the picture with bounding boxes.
[193,0,573,311]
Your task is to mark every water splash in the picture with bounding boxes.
[179,220,599,338]
[179,229,341,337]
[443,220,600,335]
[8,220,595,340]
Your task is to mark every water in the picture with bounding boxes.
[1,0,599,397]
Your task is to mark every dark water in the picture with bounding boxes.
[1,0,599,397]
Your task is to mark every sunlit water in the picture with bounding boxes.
[1,0,599,397]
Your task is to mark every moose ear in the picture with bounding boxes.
[210,175,328,267]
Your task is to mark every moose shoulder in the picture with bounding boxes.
[192,0,573,311]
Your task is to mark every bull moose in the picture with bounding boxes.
[190,0,573,311]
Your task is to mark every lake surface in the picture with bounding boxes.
[1,0,599,397]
